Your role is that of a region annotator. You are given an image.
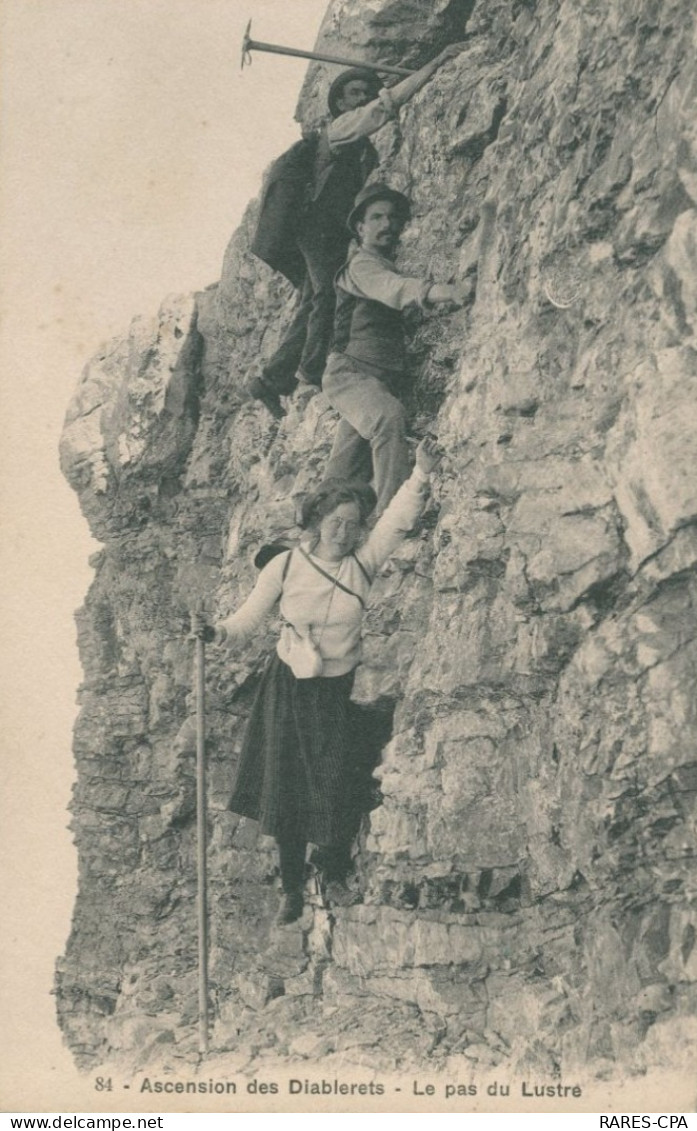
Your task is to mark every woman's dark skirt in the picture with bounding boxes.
[228,653,356,845]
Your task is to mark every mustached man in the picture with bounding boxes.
[322,183,468,514]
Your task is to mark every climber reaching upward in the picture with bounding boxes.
[321,183,468,515]
[192,437,442,926]
[248,44,465,419]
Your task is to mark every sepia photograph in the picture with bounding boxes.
[1,0,696,1116]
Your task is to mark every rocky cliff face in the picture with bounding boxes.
[58,0,697,1082]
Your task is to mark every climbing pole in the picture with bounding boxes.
[194,605,210,1055]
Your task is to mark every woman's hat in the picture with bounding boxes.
[327,68,383,118]
[346,183,411,237]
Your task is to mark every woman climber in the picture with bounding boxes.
[191,437,441,925]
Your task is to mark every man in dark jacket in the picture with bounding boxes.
[322,183,468,513]
[249,46,464,418]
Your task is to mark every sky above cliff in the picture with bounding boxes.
[0,0,326,1107]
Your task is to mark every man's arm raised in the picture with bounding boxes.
[386,44,465,110]
[328,43,465,148]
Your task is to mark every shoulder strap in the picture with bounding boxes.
[271,550,293,609]
[361,137,379,175]
[352,553,373,587]
[281,549,293,584]
[297,547,365,608]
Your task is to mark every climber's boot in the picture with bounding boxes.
[275,888,303,926]
[248,375,286,420]
[324,878,361,908]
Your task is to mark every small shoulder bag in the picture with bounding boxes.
[279,550,330,679]
[279,549,370,679]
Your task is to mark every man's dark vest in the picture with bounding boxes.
[332,285,406,374]
[250,129,378,289]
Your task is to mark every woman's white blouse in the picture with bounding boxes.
[216,467,430,677]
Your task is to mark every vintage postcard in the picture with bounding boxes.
[1,0,695,1117]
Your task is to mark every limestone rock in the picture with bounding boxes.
[60,294,202,540]
[57,0,697,1087]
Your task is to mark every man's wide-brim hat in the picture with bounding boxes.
[327,67,383,118]
[346,183,411,237]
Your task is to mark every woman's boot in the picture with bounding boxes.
[275,889,304,925]
[275,836,307,925]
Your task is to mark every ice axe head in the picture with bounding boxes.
[241,18,252,70]
[238,18,415,79]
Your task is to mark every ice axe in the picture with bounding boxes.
[240,19,415,78]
